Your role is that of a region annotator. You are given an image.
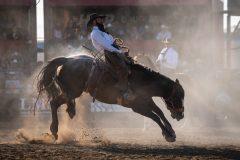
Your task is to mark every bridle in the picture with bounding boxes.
[162,83,184,112]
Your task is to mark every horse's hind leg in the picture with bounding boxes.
[50,94,67,140]
[65,87,85,119]
[66,99,76,119]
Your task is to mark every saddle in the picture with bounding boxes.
[85,55,135,102]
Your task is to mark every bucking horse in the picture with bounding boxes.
[36,54,185,142]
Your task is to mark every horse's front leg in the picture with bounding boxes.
[150,100,176,138]
[130,99,176,142]
[50,94,67,140]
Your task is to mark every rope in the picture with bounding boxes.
[81,46,104,62]
[114,38,130,53]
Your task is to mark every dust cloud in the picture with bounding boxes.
[0,53,239,147]
[1,3,240,148]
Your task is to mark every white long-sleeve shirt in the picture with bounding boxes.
[156,47,179,70]
[90,26,122,54]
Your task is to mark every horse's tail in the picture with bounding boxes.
[37,57,68,101]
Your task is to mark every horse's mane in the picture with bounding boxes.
[75,54,172,82]
[129,62,172,82]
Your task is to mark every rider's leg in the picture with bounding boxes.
[104,50,135,100]
[104,51,128,88]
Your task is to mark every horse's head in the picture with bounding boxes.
[163,79,185,121]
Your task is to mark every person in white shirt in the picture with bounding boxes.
[156,39,179,76]
[87,13,135,101]
[156,25,172,42]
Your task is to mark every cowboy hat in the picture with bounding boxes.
[87,13,106,27]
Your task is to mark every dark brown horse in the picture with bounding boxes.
[37,55,185,142]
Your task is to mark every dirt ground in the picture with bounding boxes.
[0,126,240,160]
[1,142,239,160]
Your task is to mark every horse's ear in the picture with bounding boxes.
[175,79,179,84]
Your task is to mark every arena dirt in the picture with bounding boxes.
[0,127,240,159]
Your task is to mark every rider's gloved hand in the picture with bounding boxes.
[123,51,129,57]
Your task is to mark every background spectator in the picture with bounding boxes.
[155,24,172,42]
[156,39,179,77]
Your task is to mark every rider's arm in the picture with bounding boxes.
[91,30,122,53]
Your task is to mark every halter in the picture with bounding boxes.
[162,83,183,112]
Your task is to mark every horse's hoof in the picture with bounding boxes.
[66,110,75,119]
[52,133,58,141]
[168,129,176,139]
[162,131,176,142]
[165,136,176,142]
[68,112,75,119]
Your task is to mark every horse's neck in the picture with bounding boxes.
[144,72,174,97]
[155,77,174,98]
[132,67,174,98]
